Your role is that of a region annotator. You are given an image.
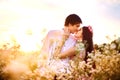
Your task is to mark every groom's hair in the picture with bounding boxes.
[64,14,82,26]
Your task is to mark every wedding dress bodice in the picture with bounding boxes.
[47,33,76,74]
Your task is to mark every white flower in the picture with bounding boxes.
[116,37,120,43]
[104,50,110,54]
[110,43,116,50]
[75,40,85,54]
[104,45,110,50]
[78,61,86,69]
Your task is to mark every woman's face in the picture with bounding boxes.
[75,28,82,39]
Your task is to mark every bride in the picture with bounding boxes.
[38,26,93,79]
[47,26,93,74]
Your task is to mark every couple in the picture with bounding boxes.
[39,14,93,77]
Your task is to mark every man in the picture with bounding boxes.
[39,14,82,64]
[64,14,82,33]
[38,14,82,79]
[42,14,82,53]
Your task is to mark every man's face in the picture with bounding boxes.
[68,23,80,34]
[74,28,82,38]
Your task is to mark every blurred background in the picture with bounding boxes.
[0,0,120,51]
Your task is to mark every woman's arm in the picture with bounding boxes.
[40,31,54,56]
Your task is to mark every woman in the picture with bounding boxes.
[53,26,93,80]
[58,26,93,62]
[47,26,93,74]
[38,26,93,80]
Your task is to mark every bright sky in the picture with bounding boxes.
[0,0,120,51]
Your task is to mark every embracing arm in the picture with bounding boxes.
[58,47,86,60]
[58,46,76,59]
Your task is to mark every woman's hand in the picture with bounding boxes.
[62,28,70,39]
[79,50,86,60]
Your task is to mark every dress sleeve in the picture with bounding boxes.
[40,31,54,56]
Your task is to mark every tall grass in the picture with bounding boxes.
[0,37,120,80]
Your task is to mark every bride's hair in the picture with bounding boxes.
[82,26,93,61]
[64,14,82,26]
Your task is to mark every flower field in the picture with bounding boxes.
[0,37,120,80]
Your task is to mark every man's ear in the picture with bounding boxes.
[68,23,73,26]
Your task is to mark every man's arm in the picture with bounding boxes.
[58,46,86,60]
[58,47,76,59]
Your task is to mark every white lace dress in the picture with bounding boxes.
[38,30,86,79]
[47,34,76,74]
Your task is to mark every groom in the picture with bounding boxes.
[40,14,82,60]
[64,14,82,34]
